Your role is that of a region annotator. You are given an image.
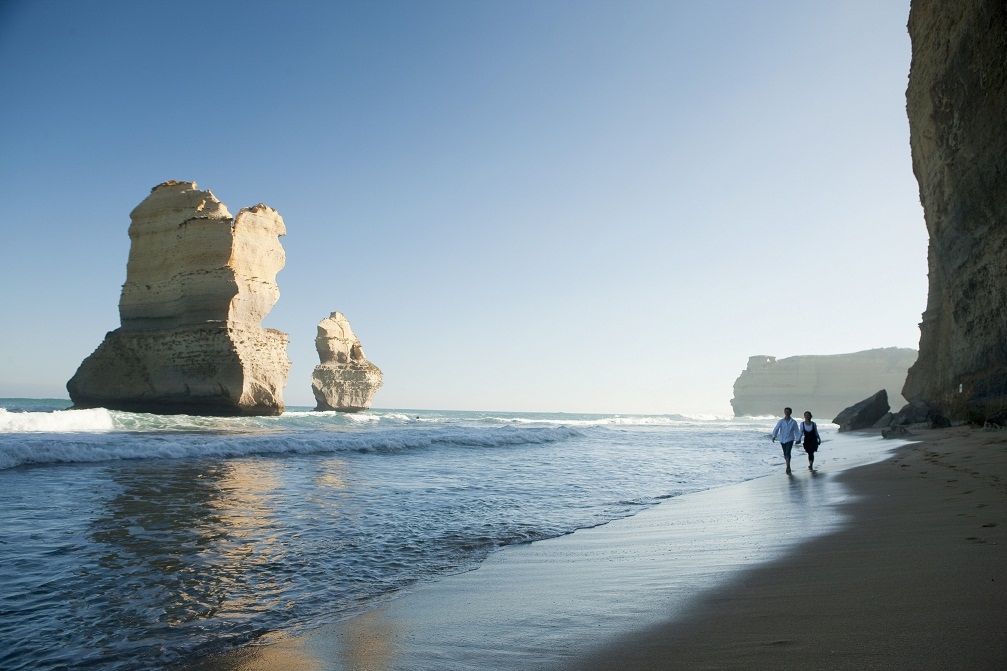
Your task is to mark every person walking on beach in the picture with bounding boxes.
[771,407,801,475]
[800,411,822,471]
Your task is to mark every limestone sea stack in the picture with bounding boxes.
[67,181,291,416]
[903,0,1007,423]
[311,312,383,411]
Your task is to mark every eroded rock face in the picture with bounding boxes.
[903,0,1007,423]
[731,348,917,419]
[67,181,291,416]
[311,312,383,411]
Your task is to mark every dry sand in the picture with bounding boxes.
[186,427,1006,671]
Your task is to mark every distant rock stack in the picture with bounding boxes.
[67,181,291,416]
[311,312,383,411]
[731,348,917,418]
[903,0,1007,423]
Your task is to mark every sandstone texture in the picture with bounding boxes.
[903,0,1007,423]
[67,181,291,416]
[311,312,383,411]
[833,390,891,432]
[731,348,917,419]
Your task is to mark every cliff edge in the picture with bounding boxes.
[903,0,1007,423]
[67,181,291,416]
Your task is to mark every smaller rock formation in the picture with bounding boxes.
[892,400,934,427]
[833,390,890,432]
[311,312,383,411]
[880,400,952,438]
[882,425,914,440]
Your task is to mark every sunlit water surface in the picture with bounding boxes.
[0,400,792,670]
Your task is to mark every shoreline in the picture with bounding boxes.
[180,429,999,671]
[572,426,1007,670]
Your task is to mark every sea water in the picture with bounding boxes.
[0,399,797,671]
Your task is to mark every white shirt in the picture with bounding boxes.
[772,417,801,443]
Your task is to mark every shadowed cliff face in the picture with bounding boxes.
[903,0,1007,423]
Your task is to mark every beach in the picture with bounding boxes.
[182,427,1007,670]
[3,407,1003,670]
[576,426,1007,671]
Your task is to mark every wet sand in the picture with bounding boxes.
[186,428,1006,671]
[573,426,1007,670]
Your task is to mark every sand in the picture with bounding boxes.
[574,426,1007,671]
[186,427,1006,671]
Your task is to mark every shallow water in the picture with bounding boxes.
[0,401,791,671]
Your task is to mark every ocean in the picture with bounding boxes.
[1,399,811,671]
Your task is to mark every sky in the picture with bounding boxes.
[0,0,927,415]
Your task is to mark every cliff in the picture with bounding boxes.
[311,312,383,411]
[67,181,291,416]
[731,348,917,418]
[903,0,1007,423]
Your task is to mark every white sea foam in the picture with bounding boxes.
[0,400,780,473]
[0,422,583,470]
[0,407,115,433]
[477,413,733,427]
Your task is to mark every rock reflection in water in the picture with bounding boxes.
[85,456,345,666]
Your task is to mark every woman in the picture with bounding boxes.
[799,411,821,470]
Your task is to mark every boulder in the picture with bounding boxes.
[311,312,383,411]
[882,425,914,440]
[902,0,1007,423]
[67,181,290,416]
[872,413,895,429]
[891,400,933,427]
[833,390,890,432]
[931,415,952,429]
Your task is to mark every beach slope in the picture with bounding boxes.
[575,427,1007,671]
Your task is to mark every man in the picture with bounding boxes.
[771,406,802,475]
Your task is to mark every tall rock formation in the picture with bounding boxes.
[311,312,383,411]
[731,348,917,418]
[67,181,291,416]
[903,0,1007,423]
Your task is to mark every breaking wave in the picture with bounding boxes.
[0,416,582,470]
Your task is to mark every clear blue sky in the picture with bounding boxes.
[0,0,926,415]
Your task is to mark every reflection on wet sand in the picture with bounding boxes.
[189,463,857,671]
[186,604,398,671]
[329,609,397,671]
